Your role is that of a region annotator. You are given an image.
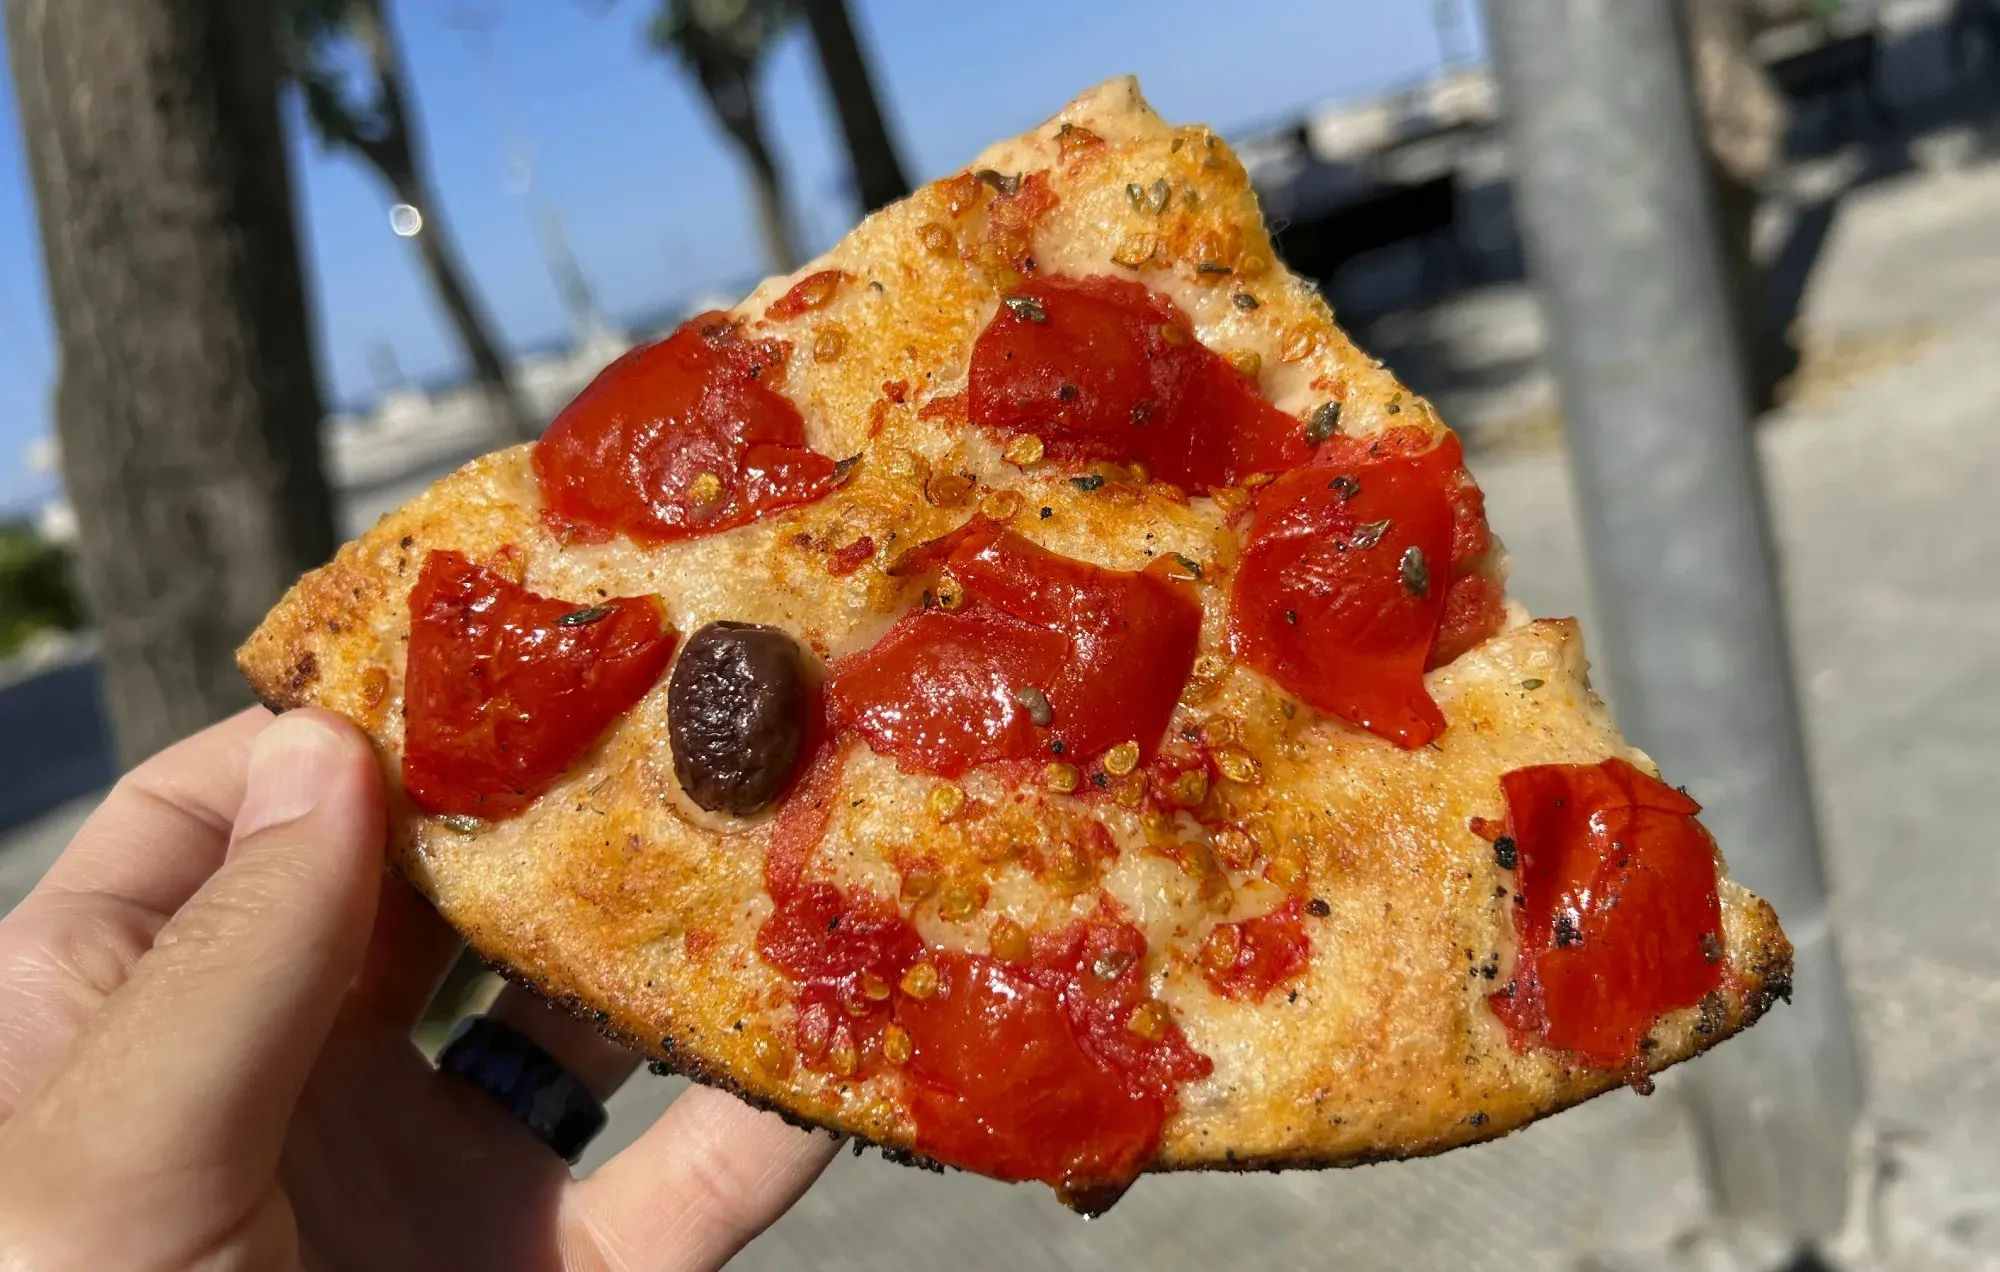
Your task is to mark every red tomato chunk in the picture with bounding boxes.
[534,314,841,545]
[402,551,676,818]
[1230,430,1453,746]
[1488,758,1724,1068]
[1429,460,1506,669]
[967,274,1309,491]
[827,521,1201,776]
[1229,429,1502,748]
[898,916,1210,1202]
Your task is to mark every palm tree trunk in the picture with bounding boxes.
[799,0,910,213]
[7,0,336,765]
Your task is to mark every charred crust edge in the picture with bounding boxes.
[239,641,315,717]
[409,852,1796,1195]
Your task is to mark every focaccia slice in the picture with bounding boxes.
[241,77,1790,1212]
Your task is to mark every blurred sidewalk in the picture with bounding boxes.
[5,39,2000,1272]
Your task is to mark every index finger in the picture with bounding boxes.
[564,1086,838,1272]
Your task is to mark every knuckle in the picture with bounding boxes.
[7,895,160,1009]
[675,1139,776,1251]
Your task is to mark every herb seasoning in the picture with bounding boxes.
[1304,401,1341,445]
[1001,293,1047,323]
[1400,545,1430,596]
[1014,684,1055,727]
[1350,518,1392,550]
[974,168,1020,196]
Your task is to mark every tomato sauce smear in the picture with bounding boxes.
[1201,901,1311,1002]
[401,550,677,819]
[1488,758,1724,1069]
[533,313,843,545]
[967,274,1310,491]
[826,519,1201,776]
[1228,428,1502,749]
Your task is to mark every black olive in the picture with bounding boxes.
[667,622,808,816]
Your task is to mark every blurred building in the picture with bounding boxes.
[326,323,632,493]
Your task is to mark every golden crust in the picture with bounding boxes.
[240,78,1790,1191]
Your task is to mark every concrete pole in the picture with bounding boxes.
[1482,0,1864,1254]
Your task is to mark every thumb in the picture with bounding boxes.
[8,709,385,1188]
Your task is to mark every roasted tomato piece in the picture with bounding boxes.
[826,522,1202,776]
[1229,429,1474,747]
[533,314,840,544]
[967,274,1308,490]
[402,550,676,818]
[755,744,925,1077]
[1200,901,1311,1002]
[1488,758,1724,1068]
[1429,462,1506,669]
[898,917,1210,1204]
[1433,571,1506,670]
[829,606,1068,772]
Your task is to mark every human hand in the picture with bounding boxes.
[0,707,836,1270]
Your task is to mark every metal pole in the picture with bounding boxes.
[1482,0,1864,1255]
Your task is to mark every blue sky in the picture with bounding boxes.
[0,0,1478,516]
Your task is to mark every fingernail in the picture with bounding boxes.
[235,714,346,841]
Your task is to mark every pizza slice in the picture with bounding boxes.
[240,77,1791,1212]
